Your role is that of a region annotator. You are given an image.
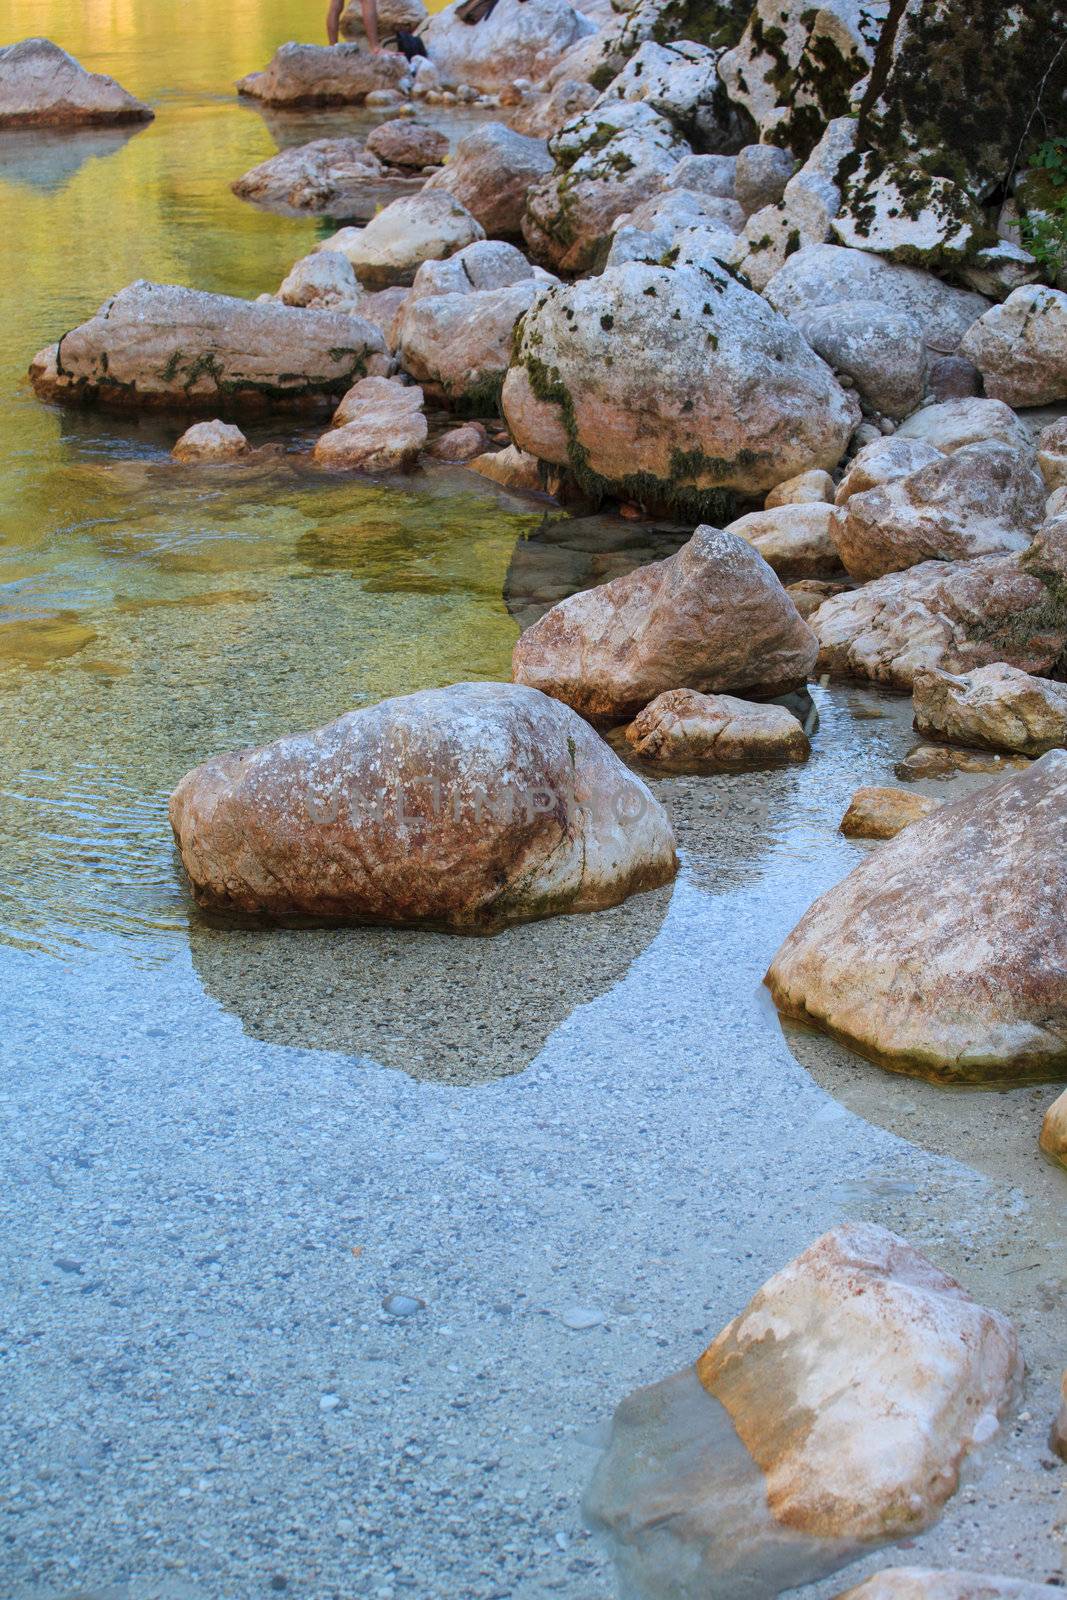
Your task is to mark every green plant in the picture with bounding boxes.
[1019,137,1067,281]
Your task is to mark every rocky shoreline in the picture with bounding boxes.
[3,0,1066,1594]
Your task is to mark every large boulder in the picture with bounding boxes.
[423,123,552,238]
[958,287,1067,409]
[169,681,677,930]
[830,442,1046,581]
[236,42,410,106]
[231,137,399,218]
[587,1225,1019,1599]
[766,751,1067,1079]
[809,547,1067,689]
[624,689,810,770]
[726,503,842,583]
[502,260,858,508]
[522,100,689,274]
[420,0,596,93]
[340,0,427,40]
[363,120,446,169]
[763,244,989,354]
[395,241,549,407]
[717,0,887,156]
[794,300,927,419]
[894,397,1032,458]
[312,375,427,470]
[319,192,485,289]
[0,37,153,127]
[511,525,819,725]
[912,663,1067,757]
[28,281,388,413]
[595,39,743,152]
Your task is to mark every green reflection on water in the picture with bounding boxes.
[0,0,534,958]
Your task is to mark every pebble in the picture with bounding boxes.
[382,1293,426,1318]
[556,1307,604,1331]
[319,1393,342,1411]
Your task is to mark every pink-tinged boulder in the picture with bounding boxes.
[512,526,819,726]
[467,444,545,494]
[834,437,944,505]
[831,443,1046,582]
[0,38,152,127]
[839,786,941,840]
[172,420,250,463]
[419,0,596,94]
[766,751,1067,1080]
[423,123,552,238]
[913,663,1067,758]
[625,689,809,771]
[895,397,1032,458]
[1040,1090,1067,1171]
[364,119,447,169]
[312,376,426,471]
[429,421,489,462]
[809,550,1067,690]
[232,137,390,216]
[836,1571,1063,1600]
[587,1224,1020,1600]
[726,503,843,584]
[169,681,677,930]
[502,260,858,504]
[958,286,1067,408]
[236,42,410,107]
[28,281,388,414]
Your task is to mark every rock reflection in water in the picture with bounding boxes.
[503,513,693,632]
[187,877,673,1084]
[0,124,145,194]
[585,1366,864,1600]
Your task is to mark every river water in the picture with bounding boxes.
[0,5,1064,1598]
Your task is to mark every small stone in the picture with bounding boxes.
[52,1257,83,1274]
[928,354,981,402]
[557,1306,604,1330]
[319,1392,342,1410]
[840,786,941,840]
[382,1293,426,1318]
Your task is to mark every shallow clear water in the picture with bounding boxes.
[1,8,1064,1600]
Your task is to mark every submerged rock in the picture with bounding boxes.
[169,681,677,930]
[321,192,485,289]
[625,689,810,771]
[830,443,1046,581]
[587,1224,1019,1600]
[420,0,595,93]
[1039,1092,1067,1171]
[423,122,552,238]
[171,420,250,463]
[958,287,1067,409]
[766,750,1067,1079]
[28,281,387,413]
[839,786,941,839]
[502,260,857,507]
[836,1570,1066,1600]
[0,37,153,127]
[894,743,1030,782]
[236,42,410,106]
[312,376,426,471]
[231,137,392,216]
[512,525,819,725]
[912,664,1067,758]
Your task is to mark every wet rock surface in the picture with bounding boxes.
[839,785,941,839]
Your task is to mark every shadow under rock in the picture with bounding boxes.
[186,878,674,1085]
